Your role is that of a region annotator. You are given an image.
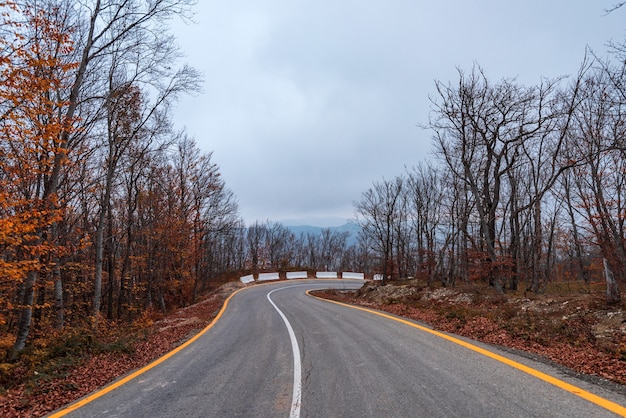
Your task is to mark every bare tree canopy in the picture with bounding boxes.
[605,2,626,13]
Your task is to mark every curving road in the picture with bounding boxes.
[52,280,626,418]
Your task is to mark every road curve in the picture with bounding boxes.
[52,280,626,418]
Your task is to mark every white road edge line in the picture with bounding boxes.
[267,288,302,418]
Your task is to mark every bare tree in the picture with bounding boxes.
[605,2,626,13]
[430,67,528,289]
[566,63,626,303]
[354,176,405,282]
[247,222,265,272]
[318,228,349,271]
[407,163,445,283]
[429,64,584,291]
[69,0,202,316]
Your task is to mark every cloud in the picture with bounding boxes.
[172,0,625,225]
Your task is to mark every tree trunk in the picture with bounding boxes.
[94,155,115,316]
[11,271,38,360]
[93,206,106,316]
[54,268,64,330]
[118,240,131,321]
[529,200,543,293]
[106,201,115,320]
[604,258,622,304]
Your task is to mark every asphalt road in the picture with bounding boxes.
[54,279,626,418]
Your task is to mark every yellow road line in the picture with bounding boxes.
[308,291,626,417]
[49,287,248,417]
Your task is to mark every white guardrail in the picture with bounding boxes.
[341,272,364,280]
[316,271,338,279]
[240,271,367,284]
[240,274,255,284]
[258,272,280,281]
[287,271,308,279]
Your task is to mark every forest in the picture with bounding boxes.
[1,0,626,375]
[354,56,626,301]
[0,0,374,364]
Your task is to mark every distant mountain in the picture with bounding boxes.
[287,223,361,247]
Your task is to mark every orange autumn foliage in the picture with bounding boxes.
[0,2,77,331]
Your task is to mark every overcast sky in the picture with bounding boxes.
[171,1,625,227]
